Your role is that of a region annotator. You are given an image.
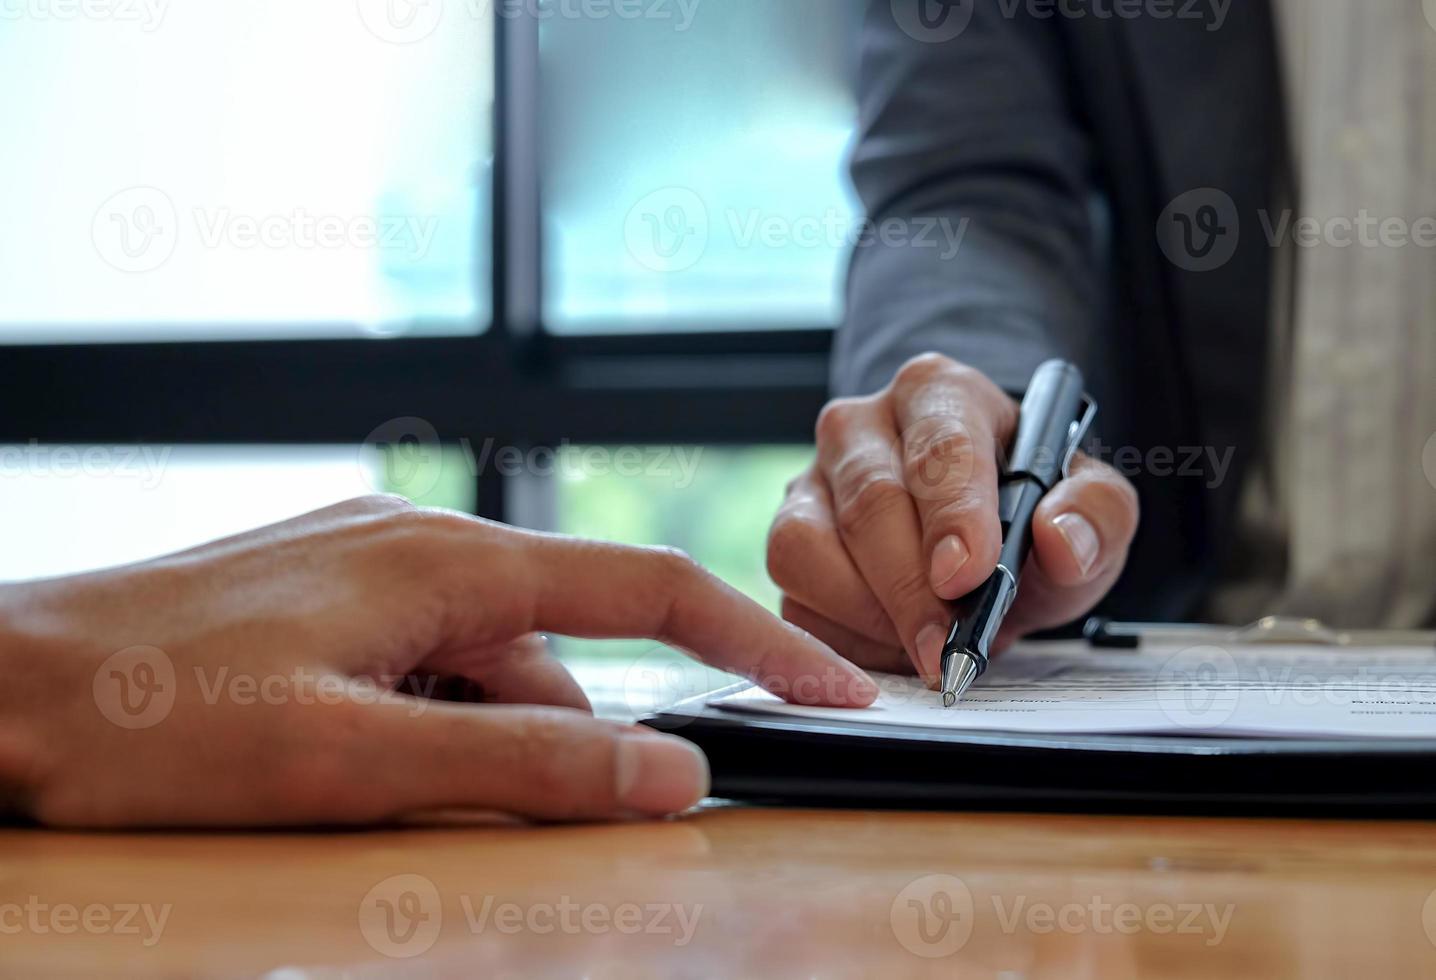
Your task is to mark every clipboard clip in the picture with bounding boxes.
[1083,616,1436,651]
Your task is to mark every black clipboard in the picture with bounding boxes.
[642,681,1436,817]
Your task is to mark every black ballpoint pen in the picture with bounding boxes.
[940,360,1097,706]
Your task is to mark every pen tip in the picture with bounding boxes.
[940,653,980,708]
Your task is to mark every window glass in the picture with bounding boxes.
[0,3,491,342]
[541,0,864,332]
[0,445,475,582]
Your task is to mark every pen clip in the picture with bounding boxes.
[1061,394,1099,481]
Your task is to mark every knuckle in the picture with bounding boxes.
[355,493,417,515]
[766,513,819,585]
[367,506,473,570]
[814,397,867,445]
[892,352,962,391]
[831,462,907,538]
[647,546,707,586]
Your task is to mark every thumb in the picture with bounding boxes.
[998,453,1139,643]
[332,700,710,823]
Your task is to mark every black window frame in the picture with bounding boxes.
[0,9,835,519]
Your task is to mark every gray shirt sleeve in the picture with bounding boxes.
[834,0,1107,399]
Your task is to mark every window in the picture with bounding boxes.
[0,3,491,342]
[540,0,865,332]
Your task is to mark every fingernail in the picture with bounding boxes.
[615,733,710,815]
[1053,512,1100,577]
[915,622,948,680]
[929,535,970,591]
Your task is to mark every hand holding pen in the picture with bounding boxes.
[768,354,1140,687]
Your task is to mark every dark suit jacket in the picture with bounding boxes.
[834,0,1288,620]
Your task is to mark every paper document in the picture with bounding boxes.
[713,642,1436,739]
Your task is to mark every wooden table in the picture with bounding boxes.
[5,807,1436,978]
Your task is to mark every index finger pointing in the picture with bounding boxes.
[508,532,879,708]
